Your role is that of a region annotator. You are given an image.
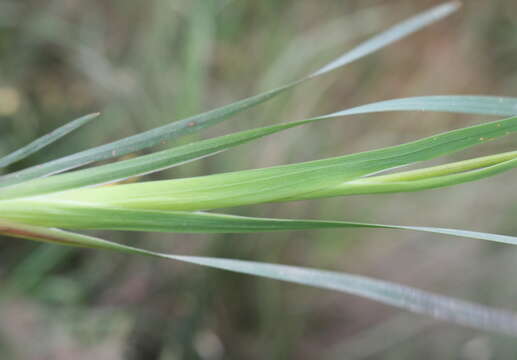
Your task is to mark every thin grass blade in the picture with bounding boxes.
[0,84,294,187]
[293,152,517,200]
[0,117,314,199]
[310,1,460,77]
[0,113,99,169]
[30,115,516,211]
[0,202,515,244]
[0,2,458,188]
[326,95,517,118]
[2,94,516,200]
[1,222,516,336]
[168,254,517,337]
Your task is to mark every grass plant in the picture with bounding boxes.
[1,1,516,338]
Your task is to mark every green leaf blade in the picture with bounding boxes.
[310,2,461,77]
[168,254,517,337]
[1,201,515,245]
[294,152,517,200]
[2,222,516,337]
[30,116,516,211]
[0,84,295,188]
[326,96,517,117]
[0,2,458,188]
[0,120,305,200]
[4,94,517,200]
[0,113,99,169]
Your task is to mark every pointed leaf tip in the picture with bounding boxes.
[309,1,460,78]
[0,112,100,170]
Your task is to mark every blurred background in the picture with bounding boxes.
[0,0,516,359]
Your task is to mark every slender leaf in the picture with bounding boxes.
[325,95,517,118]
[0,117,315,199]
[310,1,460,77]
[1,221,516,337]
[0,2,458,188]
[0,202,515,244]
[29,116,516,211]
[0,83,294,187]
[168,255,517,337]
[1,95,516,200]
[293,151,517,200]
[0,113,99,169]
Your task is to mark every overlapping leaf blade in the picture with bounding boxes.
[0,2,458,188]
[1,203,516,244]
[0,84,294,187]
[28,115,516,211]
[294,151,517,199]
[0,119,304,199]
[2,95,517,200]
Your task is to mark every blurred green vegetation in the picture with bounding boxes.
[0,0,516,359]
